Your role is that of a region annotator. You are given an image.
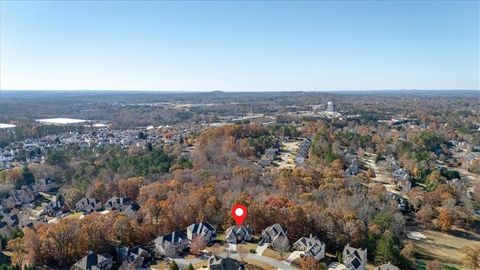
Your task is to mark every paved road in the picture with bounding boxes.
[172,251,297,270]
[255,243,269,255]
[362,153,406,199]
[239,253,298,270]
[277,141,299,169]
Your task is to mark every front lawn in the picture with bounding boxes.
[262,248,290,261]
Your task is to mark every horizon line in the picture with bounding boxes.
[1,89,479,92]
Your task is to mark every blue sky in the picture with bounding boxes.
[0,1,478,91]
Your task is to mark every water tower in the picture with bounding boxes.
[327,101,334,113]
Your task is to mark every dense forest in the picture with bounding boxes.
[0,91,479,269]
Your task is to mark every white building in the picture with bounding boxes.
[327,101,334,113]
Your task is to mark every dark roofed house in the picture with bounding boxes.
[345,162,359,177]
[3,185,36,209]
[104,197,132,211]
[123,202,141,220]
[0,221,11,237]
[259,158,273,167]
[295,138,311,165]
[72,251,113,270]
[225,225,252,244]
[392,168,409,181]
[76,198,102,213]
[43,200,70,217]
[2,212,19,227]
[2,196,22,209]
[187,222,217,244]
[104,197,140,219]
[264,148,278,161]
[19,215,43,229]
[154,230,189,257]
[116,246,152,268]
[208,255,244,270]
[343,244,367,270]
[259,223,288,247]
[35,177,58,192]
[293,234,325,260]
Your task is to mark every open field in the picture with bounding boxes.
[405,226,480,269]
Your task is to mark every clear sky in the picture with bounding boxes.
[0,0,478,91]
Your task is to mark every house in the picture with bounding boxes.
[345,162,359,177]
[3,195,23,209]
[259,148,278,167]
[123,203,141,220]
[344,152,358,164]
[295,155,306,165]
[75,198,102,213]
[3,185,37,209]
[343,244,367,270]
[19,216,42,229]
[19,185,36,200]
[104,197,140,219]
[0,153,13,163]
[374,263,399,270]
[387,193,408,212]
[72,251,113,270]
[186,222,217,244]
[0,221,11,237]
[116,246,152,268]
[2,212,19,227]
[295,138,311,165]
[259,158,272,167]
[43,200,70,217]
[264,148,278,161]
[154,230,189,256]
[398,179,412,192]
[208,255,244,270]
[104,197,132,211]
[293,234,325,260]
[35,177,58,192]
[225,225,252,244]
[392,168,409,181]
[259,223,288,247]
[298,138,311,155]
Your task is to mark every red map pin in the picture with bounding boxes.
[231,204,248,226]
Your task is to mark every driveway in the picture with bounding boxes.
[256,243,269,255]
[286,251,303,265]
[172,253,297,270]
[237,253,298,270]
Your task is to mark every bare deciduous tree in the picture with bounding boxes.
[463,246,480,270]
[426,260,442,270]
[190,235,206,256]
[272,236,290,260]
